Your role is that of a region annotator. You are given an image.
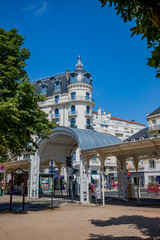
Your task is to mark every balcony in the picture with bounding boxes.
[39,95,95,108]
[148,124,160,131]
[84,111,93,117]
[69,96,94,102]
[68,111,78,117]
[51,113,60,119]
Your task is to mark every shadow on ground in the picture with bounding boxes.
[104,198,160,209]
[88,234,149,240]
[89,215,160,239]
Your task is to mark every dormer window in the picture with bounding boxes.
[71,74,76,83]
[54,79,62,91]
[41,83,47,94]
[55,82,60,90]
[86,75,90,83]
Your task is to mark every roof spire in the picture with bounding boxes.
[76,56,83,68]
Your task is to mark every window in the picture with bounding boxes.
[71,92,76,100]
[71,118,76,127]
[72,152,76,161]
[71,75,76,83]
[41,85,46,94]
[55,95,59,104]
[86,92,90,100]
[86,75,90,83]
[86,118,91,125]
[86,106,90,114]
[55,81,60,90]
[23,154,30,160]
[149,160,155,169]
[71,105,76,114]
[55,109,59,117]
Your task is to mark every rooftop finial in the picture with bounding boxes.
[76,56,83,68]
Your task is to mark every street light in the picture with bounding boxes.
[49,160,55,209]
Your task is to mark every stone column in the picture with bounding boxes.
[29,153,40,198]
[132,156,140,201]
[117,157,128,201]
[98,152,106,206]
[80,154,89,204]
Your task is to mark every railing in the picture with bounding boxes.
[69,96,94,102]
[68,110,78,116]
[39,95,95,107]
[51,113,60,119]
[84,111,93,116]
[148,124,160,131]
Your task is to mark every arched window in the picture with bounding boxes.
[149,160,155,168]
[86,106,90,114]
[86,75,90,83]
[71,92,76,100]
[71,118,76,127]
[55,109,59,117]
[86,92,90,100]
[71,105,75,114]
[86,118,91,125]
[71,74,76,83]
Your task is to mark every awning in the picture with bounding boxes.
[91,175,100,180]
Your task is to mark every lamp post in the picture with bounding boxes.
[49,160,55,209]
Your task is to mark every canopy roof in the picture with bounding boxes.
[38,127,122,164]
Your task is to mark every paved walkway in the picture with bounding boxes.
[0,199,160,240]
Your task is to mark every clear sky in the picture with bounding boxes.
[1,0,160,125]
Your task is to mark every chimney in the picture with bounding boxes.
[66,69,69,80]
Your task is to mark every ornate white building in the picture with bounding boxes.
[31,56,146,190]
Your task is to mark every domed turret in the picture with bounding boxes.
[69,56,92,85]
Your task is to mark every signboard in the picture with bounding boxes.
[95,187,101,199]
[41,177,49,191]
[49,161,55,167]
[0,166,4,173]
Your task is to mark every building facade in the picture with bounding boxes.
[125,107,160,186]
[31,56,146,190]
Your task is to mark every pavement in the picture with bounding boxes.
[0,196,160,240]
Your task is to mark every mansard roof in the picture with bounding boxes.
[148,107,160,117]
[125,127,149,142]
[31,73,68,97]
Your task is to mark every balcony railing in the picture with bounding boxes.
[84,111,93,117]
[148,124,160,131]
[51,113,60,119]
[68,111,78,117]
[39,95,94,107]
[69,96,94,102]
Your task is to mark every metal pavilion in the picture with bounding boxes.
[3,127,160,205]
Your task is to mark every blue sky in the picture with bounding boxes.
[1,0,160,125]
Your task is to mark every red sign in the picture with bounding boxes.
[0,166,4,170]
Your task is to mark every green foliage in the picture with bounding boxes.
[98,0,160,78]
[0,28,56,162]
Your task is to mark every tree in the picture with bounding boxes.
[98,0,160,78]
[0,28,56,162]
